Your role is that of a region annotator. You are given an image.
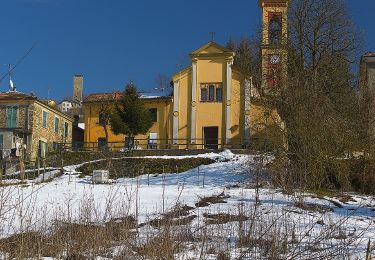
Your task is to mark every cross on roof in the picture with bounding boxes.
[209,32,216,42]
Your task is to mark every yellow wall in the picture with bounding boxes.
[84,40,284,150]
[195,58,225,145]
[84,99,172,149]
[172,43,250,148]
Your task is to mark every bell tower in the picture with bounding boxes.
[259,0,289,92]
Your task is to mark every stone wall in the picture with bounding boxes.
[30,102,73,160]
[0,104,31,129]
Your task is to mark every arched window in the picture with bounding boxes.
[269,14,282,45]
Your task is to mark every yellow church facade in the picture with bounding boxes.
[171,42,252,149]
[82,0,289,150]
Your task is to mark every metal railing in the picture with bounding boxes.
[56,138,250,152]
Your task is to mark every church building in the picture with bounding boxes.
[83,0,289,150]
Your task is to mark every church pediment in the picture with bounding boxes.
[190,41,235,58]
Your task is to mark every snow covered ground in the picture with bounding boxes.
[0,150,374,259]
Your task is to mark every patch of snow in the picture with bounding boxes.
[0,150,373,259]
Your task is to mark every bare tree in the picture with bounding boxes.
[98,95,116,145]
[261,0,364,192]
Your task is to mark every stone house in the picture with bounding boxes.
[0,91,73,160]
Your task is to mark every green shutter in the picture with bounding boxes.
[42,111,47,128]
[7,106,17,128]
[55,117,59,133]
[64,122,69,138]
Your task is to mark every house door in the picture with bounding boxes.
[203,127,218,150]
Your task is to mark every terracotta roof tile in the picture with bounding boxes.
[364,52,375,57]
[0,91,37,101]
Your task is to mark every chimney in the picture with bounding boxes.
[73,75,83,105]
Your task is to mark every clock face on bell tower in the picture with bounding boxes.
[259,0,289,91]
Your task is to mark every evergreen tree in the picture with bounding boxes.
[110,83,153,148]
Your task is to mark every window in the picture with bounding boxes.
[200,83,223,102]
[148,132,158,149]
[269,13,282,45]
[6,106,18,128]
[201,88,208,101]
[42,111,48,128]
[64,122,69,138]
[149,108,157,123]
[208,85,215,101]
[54,117,59,133]
[216,87,222,102]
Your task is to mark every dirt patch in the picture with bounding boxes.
[294,202,333,214]
[162,204,194,219]
[149,215,197,228]
[195,192,230,208]
[149,204,196,228]
[203,213,248,225]
[337,195,357,204]
[78,157,214,179]
[325,199,343,208]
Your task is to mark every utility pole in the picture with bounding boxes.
[6,64,15,92]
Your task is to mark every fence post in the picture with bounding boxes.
[202,169,205,188]
[147,168,150,186]
[0,161,4,184]
[197,166,200,186]
[37,156,41,181]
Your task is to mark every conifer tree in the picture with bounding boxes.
[110,83,153,149]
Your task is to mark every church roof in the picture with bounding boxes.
[190,41,235,57]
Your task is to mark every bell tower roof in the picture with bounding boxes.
[259,0,289,7]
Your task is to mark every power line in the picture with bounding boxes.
[0,41,37,85]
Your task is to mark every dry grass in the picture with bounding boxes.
[203,213,248,225]
[195,192,230,208]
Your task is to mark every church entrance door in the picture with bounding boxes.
[203,127,218,150]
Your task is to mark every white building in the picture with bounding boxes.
[58,100,73,112]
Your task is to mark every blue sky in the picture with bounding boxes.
[0,0,374,100]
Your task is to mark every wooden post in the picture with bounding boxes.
[0,161,4,184]
[19,157,25,181]
[43,158,47,181]
[37,157,41,181]
[197,166,200,186]
[202,169,205,188]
